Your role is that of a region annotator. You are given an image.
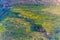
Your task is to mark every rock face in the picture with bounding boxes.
[11,0,60,5]
[1,0,60,5]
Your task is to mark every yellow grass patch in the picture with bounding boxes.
[41,6,60,15]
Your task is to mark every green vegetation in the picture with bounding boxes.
[0,5,60,40]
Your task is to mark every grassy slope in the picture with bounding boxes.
[0,5,60,40]
[11,5,56,32]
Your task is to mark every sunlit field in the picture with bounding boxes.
[0,1,60,40]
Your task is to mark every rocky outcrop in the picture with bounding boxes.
[11,0,60,5]
[1,0,60,6]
